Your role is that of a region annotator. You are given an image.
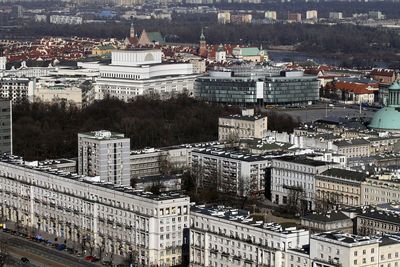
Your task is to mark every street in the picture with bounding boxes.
[0,231,96,267]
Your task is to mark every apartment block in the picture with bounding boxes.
[311,231,379,267]
[218,110,267,141]
[191,148,273,195]
[0,76,35,103]
[0,99,11,154]
[315,168,367,209]
[189,205,310,266]
[0,155,190,266]
[361,177,400,205]
[357,209,400,236]
[334,139,371,158]
[270,156,332,210]
[78,130,131,186]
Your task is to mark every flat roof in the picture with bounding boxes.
[192,205,306,234]
[0,154,187,202]
[319,168,368,182]
[220,114,267,121]
[192,147,288,162]
[273,155,329,167]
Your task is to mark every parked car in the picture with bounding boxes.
[85,256,95,260]
[56,244,66,251]
[20,257,29,263]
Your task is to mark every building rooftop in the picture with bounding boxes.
[220,114,267,121]
[334,139,370,147]
[302,211,350,223]
[79,130,128,140]
[0,154,187,202]
[320,168,369,182]
[312,231,379,246]
[192,147,288,162]
[191,205,306,234]
[273,155,329,167]
[358,209,400,225]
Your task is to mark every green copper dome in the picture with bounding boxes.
[370,81,400,131]
[389,82,400,91]
[369,107,400,130]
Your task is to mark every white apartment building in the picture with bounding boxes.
[78,130,131,186]
[218,110,268,141]
[49,15,83,25]
[0,76,35,103]
[270,156,333,210]
[34,80,82,106]
[93,49,200,101]
[191,148,278,195]
[189,205,310,267]
[0,155,190,266]
[310,231,400,267]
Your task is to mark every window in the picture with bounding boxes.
[371,257,374,262]
[354,251,358,256]
[354,260,357,265]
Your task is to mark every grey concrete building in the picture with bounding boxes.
[78,130,130,186]
[0,154,190,266]
[0,99,11,154]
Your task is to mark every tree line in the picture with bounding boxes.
[12,95,300,161]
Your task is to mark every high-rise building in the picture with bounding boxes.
[78,130,131,186]
[0,99,11,154]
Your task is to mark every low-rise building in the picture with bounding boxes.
[218,110,267,141]
[310,231,379,267]
[315,168,368,209]
[334,139,371,158]
[301,211,353,233]
[269,156,333,210]
[361,177,400,205]
[357,209,400,236]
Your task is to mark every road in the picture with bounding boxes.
[0,231,96,267]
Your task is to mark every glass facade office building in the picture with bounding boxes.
[264,75,320,104]
[194,71,320,106]
[194,76,261,104]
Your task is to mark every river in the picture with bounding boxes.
[268,50,390,68]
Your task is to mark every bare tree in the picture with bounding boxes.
[237,175,259,209]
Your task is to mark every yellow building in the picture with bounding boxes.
[315,168,367,210]
[91,45,116,57]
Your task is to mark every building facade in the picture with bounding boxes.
[270,156,332,210]
[0,155,190,266]
[0,99,11,154]
[95,49,198,101]
[0,76,35,103]
[361,177,400,205]
[78,130,131,186]
[315,168,367,209]
[218,112,267,141]
[190,205,310,267]
[191,148,271,195]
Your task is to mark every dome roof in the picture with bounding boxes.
[389,81,400,91]
[369,106,400,130]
